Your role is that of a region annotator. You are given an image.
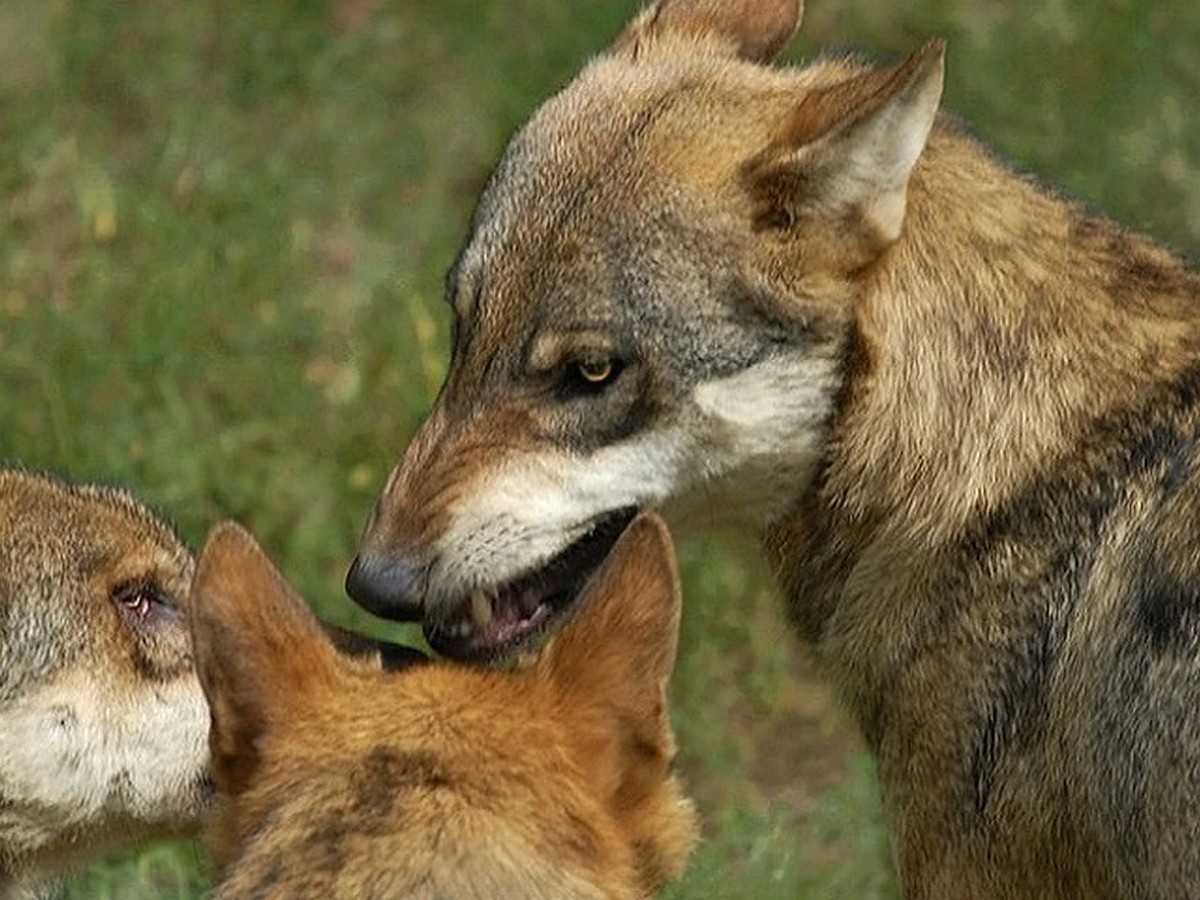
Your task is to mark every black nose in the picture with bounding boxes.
[344,552,426,621]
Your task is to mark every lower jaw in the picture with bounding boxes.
[424,602,553,663]
[423,507,641,662]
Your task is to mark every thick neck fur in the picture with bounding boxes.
[770,116,1200,717]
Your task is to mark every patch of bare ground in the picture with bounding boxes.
[746,649,863,813]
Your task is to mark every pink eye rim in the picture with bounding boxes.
[111,579,167,625]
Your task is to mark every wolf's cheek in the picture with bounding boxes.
[684,349,842,523]
[0,670,210,834]
[112,676,212,820]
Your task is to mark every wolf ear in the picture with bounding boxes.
[615,0,803,64]
[538,512,682,785]
[189,521,341,797]
[748,39,945,248]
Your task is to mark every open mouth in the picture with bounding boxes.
[425,507,638,662]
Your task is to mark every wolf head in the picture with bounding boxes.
[347,0,945,659]
[0,468,211,890]
[192,513,697,899]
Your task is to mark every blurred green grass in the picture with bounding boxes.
[2,0,1197,896]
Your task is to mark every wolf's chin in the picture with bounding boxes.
[425,507,638,662]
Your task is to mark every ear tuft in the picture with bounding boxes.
[841,39,945,243]
[747,38,946,249]
[617,0,803,64]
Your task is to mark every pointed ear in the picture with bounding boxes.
[535,514,696,886]
[538,512,682,754]
[189,521,341,796]
[614,0,803,64]
[749,39,945,247]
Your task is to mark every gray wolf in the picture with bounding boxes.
[0,467,211,899]
[345,0,1200,895]
[191,512,696,898]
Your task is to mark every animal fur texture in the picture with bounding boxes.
[0,467,210,899]
[345,0,1200,896]
[192,513,696,899]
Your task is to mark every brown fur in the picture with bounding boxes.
[191,514,696,899]
[347,1,1200,897]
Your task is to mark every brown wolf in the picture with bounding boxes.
[0,467,211,899]
[190,513,696,899]
[344,0,1200,896]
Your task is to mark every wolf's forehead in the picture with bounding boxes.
[0,476,191,593]
[457,54,767,282]
[456,52,856,296]
[460,76,672,277]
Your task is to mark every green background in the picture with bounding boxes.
[2,1,1197,896]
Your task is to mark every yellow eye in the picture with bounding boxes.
[577,359,614,384]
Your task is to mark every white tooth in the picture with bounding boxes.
[471,592,494,627]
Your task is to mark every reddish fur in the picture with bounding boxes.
[191,516,696,898]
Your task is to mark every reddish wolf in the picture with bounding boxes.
[0,467,210,899]
[190,513,696,899]
[345,0,1200,896]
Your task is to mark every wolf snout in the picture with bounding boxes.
[345,552,426,621]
